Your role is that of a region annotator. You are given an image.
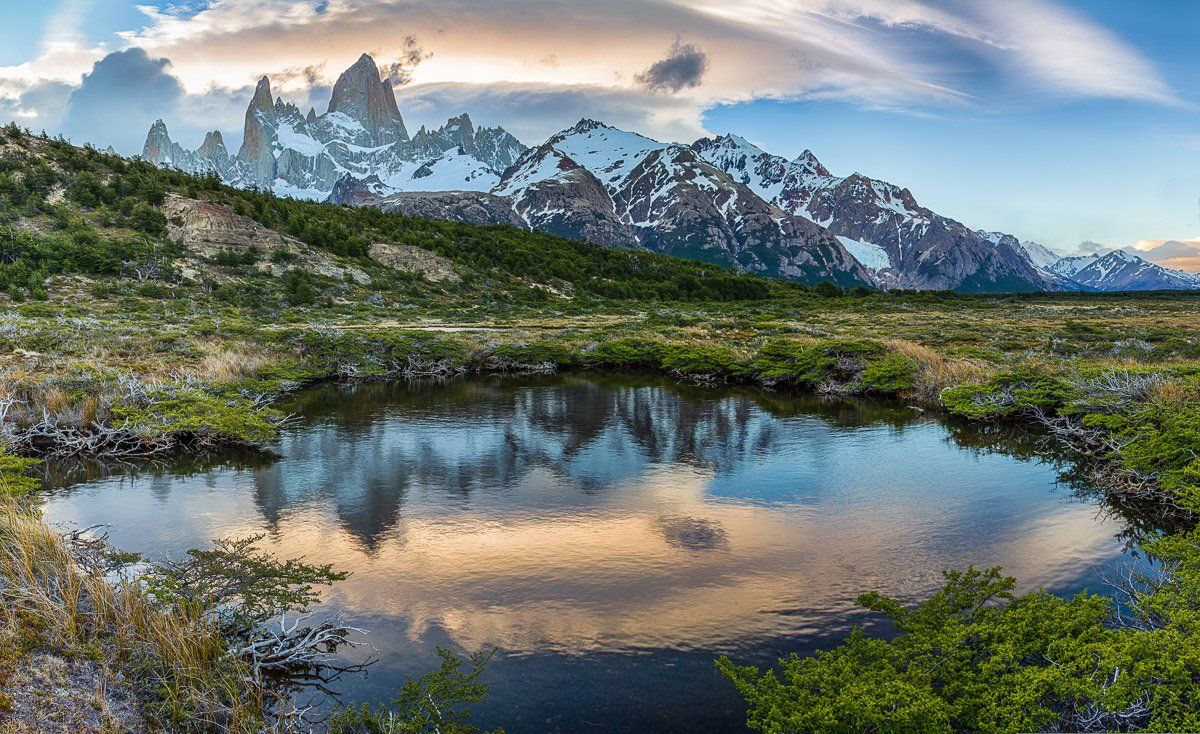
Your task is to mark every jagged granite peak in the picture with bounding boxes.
[144,53,526,198]
[249,76,275,119]
[327,53,408,146]
[197,131,228,162]
[142,119,173,160]
[142,119,204,172]
[236,76,279,187]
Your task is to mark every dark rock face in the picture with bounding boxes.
[327,175,524,228]
[327,53,408,146]
[498,144,638,247]
[494,122,871,286]
[799,174,1045,292]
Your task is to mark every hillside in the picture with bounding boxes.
[1,123,816,311]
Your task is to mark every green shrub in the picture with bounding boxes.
[942,367,1074,419]
[329,649,499,734]
[719,563,1200,733]
[283,270,316,306]
[111,390,279,445]
[860,352,917,392]
[658,343,745,376]
[583,337,663,367]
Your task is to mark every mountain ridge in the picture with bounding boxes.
[140,52,1197,293]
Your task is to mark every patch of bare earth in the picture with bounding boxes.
[0,651,145,733]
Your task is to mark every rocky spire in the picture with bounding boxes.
[250,76,275,121]
[306,107,317,123]
[141,119,186,165]
[327,53,408,145]
[238,75,278,187]
[441,113,475,151]
[197,131,229,163]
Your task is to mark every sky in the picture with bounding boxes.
[1,0,1197,267]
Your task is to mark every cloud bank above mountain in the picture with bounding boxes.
[0,0,1181,147]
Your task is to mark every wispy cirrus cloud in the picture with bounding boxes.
[0,0,1182,151]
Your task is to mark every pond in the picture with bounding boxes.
[39,375,1145,733]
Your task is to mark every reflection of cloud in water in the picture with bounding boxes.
[232,463,1132,657]
[655,516,729,551]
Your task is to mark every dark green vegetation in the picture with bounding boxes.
[1,124,1200,731]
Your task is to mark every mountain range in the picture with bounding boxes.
[143,53,1197,293]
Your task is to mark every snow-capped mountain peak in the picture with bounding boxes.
[1050,250,1200,291]
[143,54,526,200]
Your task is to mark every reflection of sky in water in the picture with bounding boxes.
[39,377,1145,734]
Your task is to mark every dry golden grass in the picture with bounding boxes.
[191,343,278,383]
[886,339,989,400]
[1149,379,1192,405]
[0,498,265,732]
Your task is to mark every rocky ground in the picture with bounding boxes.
[0,651,145,733]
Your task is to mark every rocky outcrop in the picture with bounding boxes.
[376,191,525,228]
[237,77,278,188]
[327,176,525,227]
[368,243,461,282]
[162,194,368,283]
[327,53,408,146]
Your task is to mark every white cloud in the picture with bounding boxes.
[971,0,1180,105]
[394,81,710,144]
[0,0,1180,152]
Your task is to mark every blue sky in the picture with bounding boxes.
[1,0,1197,264]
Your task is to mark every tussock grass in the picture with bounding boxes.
[0,494,266,732]
[193,343,279,383]
[885,339,987,399]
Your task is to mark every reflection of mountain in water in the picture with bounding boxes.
[252,376,930,547]
[42,375,1156,552]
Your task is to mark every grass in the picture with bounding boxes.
[0,481,268,732]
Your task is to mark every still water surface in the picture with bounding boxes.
[41,376,1141,732]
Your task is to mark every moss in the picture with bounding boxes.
[0,452,39,496]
